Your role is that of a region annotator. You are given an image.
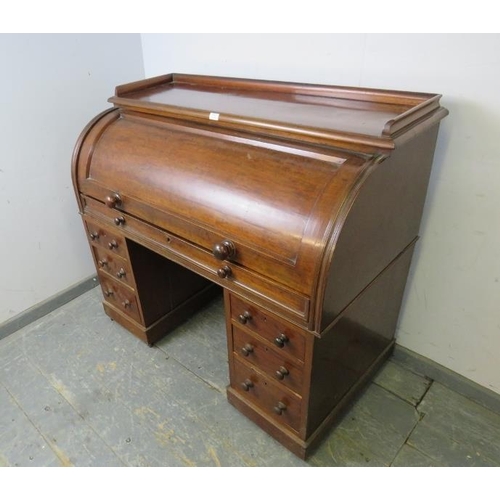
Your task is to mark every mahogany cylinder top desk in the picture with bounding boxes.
[72,74,448,459]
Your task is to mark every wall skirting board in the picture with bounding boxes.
[0,275,99,341]
[392,345,500,415]
[1,274,499,415]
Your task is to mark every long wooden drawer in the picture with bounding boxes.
[82,196,310,325]
[232,358,302,433]
[233,326,304,395]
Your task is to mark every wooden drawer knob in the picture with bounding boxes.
[241,343,254,357]
[274,333,289,348]
[275,366,289,380]
[274,402,287,415]
[238,311,252,325]
[241,379,254,391]
[213,240,235,260]
[217,265,231,279]
[105,193,121,208]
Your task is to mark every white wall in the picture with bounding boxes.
[0,34,144,323]
[141,34,500,394]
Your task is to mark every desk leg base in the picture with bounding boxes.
[227,387,308,459]
[103,284,220,346]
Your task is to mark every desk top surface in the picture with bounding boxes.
[109,73,444,150]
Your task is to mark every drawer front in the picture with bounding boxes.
[230,295,306,362]
[92,245,135,288]
[233,327,303,395]
[85,220,127,259]
[83,196,311,324]
[232,358,301,432]
[98,274,142,324]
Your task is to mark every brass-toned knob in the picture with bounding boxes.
[212,240,236,261]
[114,216,125,226]
[122,299,131,308]
[274,402,287,415]
[274,333,289,348]
[105,193,121,208]
[104,289,114,297]
[241,379,254,391]
[241,343,254,357]
[275,366,289,380]
[98,259,108,268]
[108,240,118,250]
[217,265,232,279]
[89,231,99,241]
[116,268,126,279]
[238,311,252,325]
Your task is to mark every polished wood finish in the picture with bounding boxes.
[72,74,447,458]
[110,73,447,152]
[230,295,306,362]
[92,246,135,288]
[232,326,304,394]
[232,357,302,432]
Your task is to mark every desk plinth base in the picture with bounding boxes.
[227,387,308,459]
[103,284,220,346]
[227,339,394,460]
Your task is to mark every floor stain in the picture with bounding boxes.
[49,442,73,467]
[207,446,221,467]
[96,361,117,373]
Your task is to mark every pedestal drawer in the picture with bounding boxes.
[98,274,142,324]
[232,357,302,432]
[85,219,127,259]
[92,245,135,288]
[233,326,304,395]
[230,295,306,362]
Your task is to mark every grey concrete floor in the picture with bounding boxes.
[1,287,500,467]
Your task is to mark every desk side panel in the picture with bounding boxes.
[306,244,415,438]
[318,124,441,331]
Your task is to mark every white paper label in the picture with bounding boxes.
[209,112,220,121]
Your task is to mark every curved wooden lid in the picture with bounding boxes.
[78,112,365,296]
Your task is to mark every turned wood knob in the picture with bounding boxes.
[212,240,236,260]
[108,240,118,250]
[217,265,232,279]
[116,268,126,279]
[89,231,99,241]
[274,333,289,348]
[275,366,289,380]
[241,343,254,357]
[274,402,287,415]
[238,311,252,325]
[241,379,254,391]
[105,193,122,208]
[114,216,125,226]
